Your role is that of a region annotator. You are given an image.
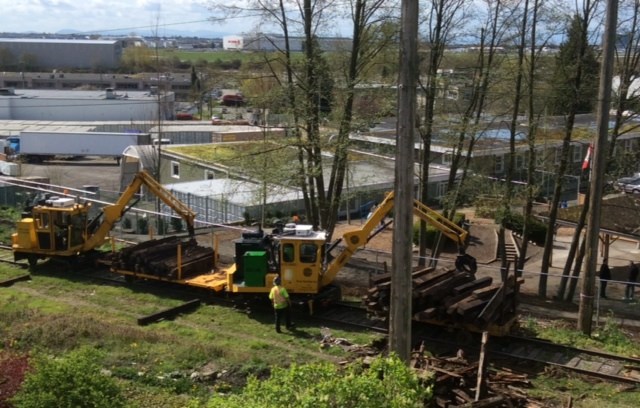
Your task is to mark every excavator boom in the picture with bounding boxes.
[321,191,470,286]
[82,170,196,251]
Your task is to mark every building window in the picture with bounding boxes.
[515,154,524,169]
[437,182,448,198]
[572,144,582,162]
[554,148,563,164]
[171,161,180,179]
[495,155,504,173]
[205,170,215,180]
[443,152,453,165]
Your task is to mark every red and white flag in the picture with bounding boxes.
[582,144,593,171]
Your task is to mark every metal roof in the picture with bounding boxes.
[0,89,156,100]
[0,38,119,45]
[164,178,302,206]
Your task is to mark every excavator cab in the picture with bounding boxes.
[228,224,327,294]
[13,197,92,266]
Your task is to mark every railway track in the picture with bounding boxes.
[491,335,640,385]
[313,302,640,385]
[3,246,640,385]
[0,244,27,268]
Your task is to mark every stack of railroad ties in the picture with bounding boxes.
[109,236,214,280]
[364,264,523,334]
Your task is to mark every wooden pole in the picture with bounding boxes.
[475,331,489,401]
[390,0,418,362]
[580,0,617,334]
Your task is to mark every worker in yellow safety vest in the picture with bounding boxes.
[269,276,294,333]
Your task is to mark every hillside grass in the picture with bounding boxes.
[0,262,382,407]
[2,261,640,406]
[160,49,266,64]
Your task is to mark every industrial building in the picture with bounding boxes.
[223,33,351,52]
[0,88,175,121]
[0,38,123,70]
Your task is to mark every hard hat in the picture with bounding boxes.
[273,276,281,285]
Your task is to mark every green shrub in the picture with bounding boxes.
[137,217,149,234]
[501,212,547,246]
[11,348,125,408]
[412,212,466,247]
[207,354,432,408]
[171,216,184,233]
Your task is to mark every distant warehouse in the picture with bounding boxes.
[0,88,174,121]
[0,38,123,70]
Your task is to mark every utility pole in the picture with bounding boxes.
[390,0,418,362]
[580,0,617,334]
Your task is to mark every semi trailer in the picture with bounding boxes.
[6,131,151,164]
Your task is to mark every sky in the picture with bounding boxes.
[0,0,253,38]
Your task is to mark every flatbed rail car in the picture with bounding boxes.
[98,189,478,306]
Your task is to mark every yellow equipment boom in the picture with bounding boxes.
[82,170,196,251]
[320,191,470,287]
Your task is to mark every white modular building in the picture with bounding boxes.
[222,36,244,50]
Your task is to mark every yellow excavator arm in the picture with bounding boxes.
[320,191,470,286]
[82,170,196,251]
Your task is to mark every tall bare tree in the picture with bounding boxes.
[538,1,602,297]
[609,0,640,169]
[416,0,468,266]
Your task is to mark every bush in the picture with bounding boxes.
[171,216,184,233]
[412,212,466,247]
[11,348,125,408]
[207,354,432,408]
[137,217,149,234]
[0,352,30,407]
[501,212,547,246]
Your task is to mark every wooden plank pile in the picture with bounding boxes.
[410,342,539,407]
[364,266,521,333]
[111,236,214,280]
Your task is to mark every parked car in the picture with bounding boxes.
[615,174,640,192]
[622,178,640,194]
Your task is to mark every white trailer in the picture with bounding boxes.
[9,131,151,164]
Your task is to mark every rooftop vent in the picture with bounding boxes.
[105,88,116,99]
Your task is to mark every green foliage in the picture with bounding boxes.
[171,216,184,233]
[500,212,547,246]
[122,216,132,230]
[0,205,21,242]
[11,348,125,408]
[548,14,599,115]
[412,212,466,247]
[137,217,149,234]
[207,354,432,408]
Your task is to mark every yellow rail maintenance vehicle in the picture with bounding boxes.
[11,170,196,267]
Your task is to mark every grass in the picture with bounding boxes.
[160,49,265,64]
[0,261,384,407]
[520,313,640,357]
[519,314,640,407]
[530,374,640,407]
[0,205,20,243]
[2,259,640,406]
